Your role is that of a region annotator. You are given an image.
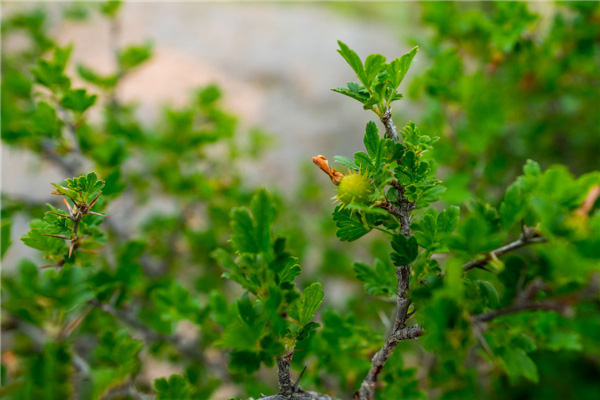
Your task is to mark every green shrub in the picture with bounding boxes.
[1,2,598,400]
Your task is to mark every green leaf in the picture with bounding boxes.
[333,206,372,242]
[345,203,388,216]
[388,46,418,90]
[100,0,123,17]
[219,318,262,351]
[51,183,79,200]
[353,258,396,297]
[62,172,105,203]
[546,332,582,352]
[331,85,368,104]
[448,215,505,257]
[250,189,276,256]
[511,333,537,353]
[353,262,377,284]
[476,280,499,308]
[290,282,324,326]
[437,206,460,235]
[364,53,386,88]
[337,40,366,86]
[230,208,258,253]
[413,212,436,250]
[118,42,152,70]
[523,159,541,177]
[94,329,144,369]
[364,121,380,159]
[419,185,446,204]
[334,155,359,171]
[77,64,119,88]
[499,183,524,230]
[31,46,72,89]
[295,321,320,341]
[279,258,301,284]
[151,281,201,323]
[501,347,539,384]
[354,151,374,173]
[228,351,262,374]
[60,88,97,112]
[30,101,63,138]
[198,84,222,105]
[390,235,419,266]
[155,375,194,400]
[237,292,256,325]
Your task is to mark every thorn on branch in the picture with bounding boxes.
[43,234,69,240]
[44,189,107,258]
[293,366,307,393]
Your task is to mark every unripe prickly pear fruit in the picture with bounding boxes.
[336,173,375,205]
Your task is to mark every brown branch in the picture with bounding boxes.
[576,185,600,217]
[354,264,422,400]
[378,198,414,238]
[254,393,337,400]
[381,107,399,142]
[250,352,339,400]
[89,300,204,362]
[463,228,546,272]
[277,352,294,397]
[100,381,153,400]
[355,116,419,399]
[472,275,599,324]
[473,301,563,323]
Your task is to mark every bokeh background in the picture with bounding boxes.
[3,1,422,265]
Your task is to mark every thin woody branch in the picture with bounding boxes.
[354,264,422,400]
[89,299,204,362]
[355,113,418,400]
[463,228,546,272]
[378,198,414,238]
[277,352,294,397]
[44,189,108,258]
[251,352,338,400]
[472,275,599,324]
[381,107,399,142]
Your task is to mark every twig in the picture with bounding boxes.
[473,300,563,323]
[377,198,414,238]
[277,352,294,397]
[472,275,599,323]
[100,381,154,400]
[354,266,422,400]
[252,353,339,400]
[89,300,204,361]
[381,107,398,142]
[355,113,419,400]
[576,185,600,217]
[463,228,546,272]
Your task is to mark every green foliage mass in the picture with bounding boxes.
[1,2,599,400]
[407,1,600,205]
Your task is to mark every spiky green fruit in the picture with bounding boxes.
[336,173,375,205]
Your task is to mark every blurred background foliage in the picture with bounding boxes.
[406,1,600,205]
[1,1,599,400]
